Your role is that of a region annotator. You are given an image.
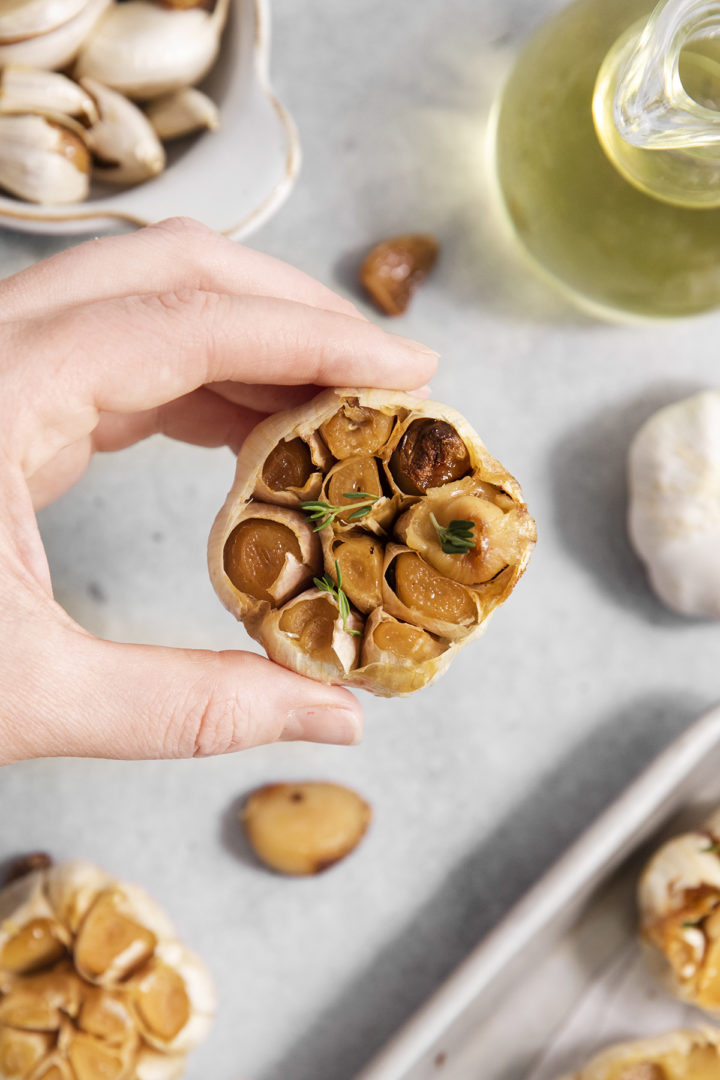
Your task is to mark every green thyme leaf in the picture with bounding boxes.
[301,492,380,532]
[313,560,361,635]
[429,512,476,555]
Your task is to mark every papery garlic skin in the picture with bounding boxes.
[74,0,229,100]
[628,390,720,617]
[209,388,535,697]
[0,861,214,1079]
[639,809,720,1011]
[557,1027,720,1080]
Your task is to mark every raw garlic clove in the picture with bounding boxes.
[74,0,230,101]
[80,77,165,185]
[0,67,97,123]
[0,113,89,204]
[261,588,363,681]
[127,941,215,1053]
[0,0,91,44]
[145,86,218,140]
[0,0,111,71]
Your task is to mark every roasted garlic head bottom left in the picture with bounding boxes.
[0,860,215,1080]
[208,387,536,697]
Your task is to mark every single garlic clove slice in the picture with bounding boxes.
[145,86,218,140]
[261,589,362,681]
[318,398,396,459]
[73,886,175,987]
[0,962,83,1031]
[127,941,215,1054]
[322,531,384,614]
[242,782,372,876]
[0,114,89,204]
[218,503,322,631]
[0,67,98,123]
[80,77,165,185]
[253,433,332,508]
[382,544,481,641]
[74,0,230,101]
[561,1027,720,1080]
[0,0,91,44]
[0,1027,53,1078]
[0,0,110,70]
[395,479,537,588]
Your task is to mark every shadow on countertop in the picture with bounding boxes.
[262,689,711,1080]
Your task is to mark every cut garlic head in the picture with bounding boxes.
[628,390,720,617]
[74,0,230,100]
[639,810,720,1012]
[0,860,214,1078]
[208,388,536,697]
[559,1027,720,1080]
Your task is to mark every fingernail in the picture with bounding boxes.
[394,335,440,357]
[282,705,363,746]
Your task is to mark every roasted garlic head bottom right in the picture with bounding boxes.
[208,388,536,697]
[559,1028,720,1080]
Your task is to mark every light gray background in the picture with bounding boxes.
[1,1,720,1078]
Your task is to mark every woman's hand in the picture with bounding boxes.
[0,217,437,765]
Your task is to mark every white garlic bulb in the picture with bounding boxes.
[628,389,720,617]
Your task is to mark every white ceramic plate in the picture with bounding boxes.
[355,705,720,1080]
[0,0,300,237]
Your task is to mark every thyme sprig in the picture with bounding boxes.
[430,513,476,555]
[314,560,362,636]
[704,841,720,854]
[301,491,380,531]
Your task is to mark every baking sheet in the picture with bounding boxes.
[357,706,720,1080]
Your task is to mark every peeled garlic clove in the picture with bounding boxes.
[217,503,322,634]
[319,397,396,459]
[0,1027,53,1078]
[253,432,333,508]
[74,0,230,101]
[0,0,110,70]
[0,113,89,204]
[0,871,69,978]
[383,543,482,641]
[145,86,218,140]
[560,1027,720,1080]
[260,588,363,681]
[322,531,384,614]
[127,941,215,1054]
[80,77,165,185]
[395,478,536,590]
[0,0,90,44]
[0,67,97,122]
[639,811,720,1011]
[242,782,372,876]
[628,389,720,617]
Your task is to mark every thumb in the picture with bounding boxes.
[7,631,364,762]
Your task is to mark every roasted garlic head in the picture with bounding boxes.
[208,388,536,697]
[638,809,720,1014]
[0,859,215,1079]
[559,1027,720,1080]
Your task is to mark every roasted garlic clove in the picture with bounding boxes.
[80,77,165,185]
[383,544,482,641]
[253,433,332,508]
[242,782,372,876]
[0,67,97,123]
[0,860,214,1078]
[639,809,720,1012]
[218,503,322,631]
[209,388,535,696]
[318,398,396,459]
[145,86,218,140]
[559,1027,720,1080]
[395,478,536,589]
[0,0,111,70]
[359,234,438,316]
[0,114,89,204]
[74,0,230,101]
[260,588,363,682]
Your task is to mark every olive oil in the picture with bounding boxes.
[493,0,720,317]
